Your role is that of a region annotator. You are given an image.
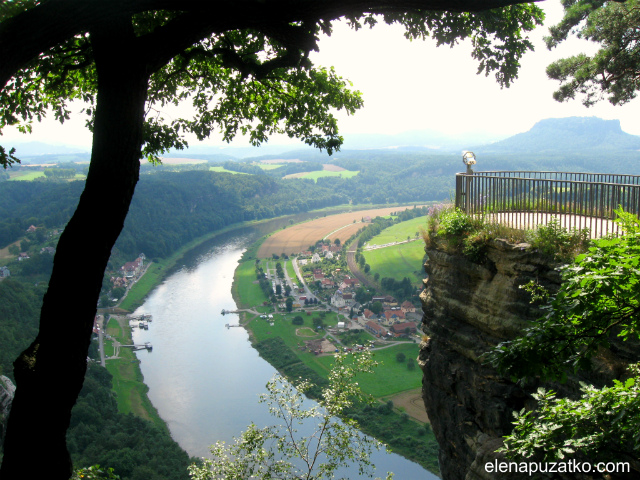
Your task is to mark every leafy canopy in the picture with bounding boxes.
[0,1,544,167]
[546,0,640,106]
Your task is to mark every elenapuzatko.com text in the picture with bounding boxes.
[485,459,630,476]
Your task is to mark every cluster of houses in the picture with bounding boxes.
[110,254,146,289]
[298,243,343,265]
[361,299,418,338]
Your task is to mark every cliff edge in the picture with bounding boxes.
[418,239,634,480]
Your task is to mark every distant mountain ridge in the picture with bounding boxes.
[474,117,640,155]
[7,116,639,162]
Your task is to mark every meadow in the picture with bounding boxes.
[364,216,427,246]
[363,239,426,284]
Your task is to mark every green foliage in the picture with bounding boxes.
[395,352,406,363]
[489,210,640,467]
[68,365,191,480]
[188,350,393,480]
[500,364,640,463]
[72,465,121,480]
[525,218,589,262]
[292,315,304,325]
[0,279,42,379]
[546,0,640,107]
[437,208,475,237]
[488,210,640,381]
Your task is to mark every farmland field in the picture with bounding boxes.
[363,240,426,284]
[283,169,359,181]
[9,171,46,181]
[209,166,247,175]
[364,216,428,247]
[256,206,419,258]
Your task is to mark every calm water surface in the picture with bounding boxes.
[132,228,438,479]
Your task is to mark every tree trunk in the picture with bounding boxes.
[0,18,149,480]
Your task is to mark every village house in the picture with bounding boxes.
[365,320,387,337]
[362,309,377,321]
[321,278,335,289]
[382,309,405,326]
[383,295,398,307]
[324,250,334,259]
[122,256,145,278]
[311,253,321,263]
[331,290,351,309]
[339,277,360,290]
[390,322,417,336]
[26,225,37,233]
[401,301,416,314]
[40,247,56,255]
[18,253,29,261]
[0,266,10,278]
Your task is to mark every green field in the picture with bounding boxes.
[209,166,248,175]
[291,170,360,182]
[363,240,426,284]
[365,216,427,246]
[314,342,421,397]
[9,171,46,181]
[255,163,283,170]
[233,260,270,308]
[285,259,298,283]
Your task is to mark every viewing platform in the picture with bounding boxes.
[455,165,640,238]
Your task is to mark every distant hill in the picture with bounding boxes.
[474,117,640,155]
[7,117,640,165]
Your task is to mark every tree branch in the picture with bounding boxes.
[0,0,541,90]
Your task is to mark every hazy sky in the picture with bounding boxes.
[2,0,639,149]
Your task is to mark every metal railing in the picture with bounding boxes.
[455,171,640,237]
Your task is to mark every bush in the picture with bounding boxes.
[526,218,589,262]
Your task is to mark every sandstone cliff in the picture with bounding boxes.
[418,239,635,480]
[0,375,16,445]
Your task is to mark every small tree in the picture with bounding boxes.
[370,301,383,315]
[292,316,304,325]
[395,352,406,363]
[189,351,392,480]
[285,297,294,312]
[407,358,416,371]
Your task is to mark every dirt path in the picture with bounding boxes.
[388,388,430,424]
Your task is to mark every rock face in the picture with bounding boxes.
[0,375,16,444]
[418,239,635,480]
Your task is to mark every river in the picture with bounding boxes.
[131,220,439,479]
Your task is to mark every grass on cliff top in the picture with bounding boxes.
[424,205,589,263]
